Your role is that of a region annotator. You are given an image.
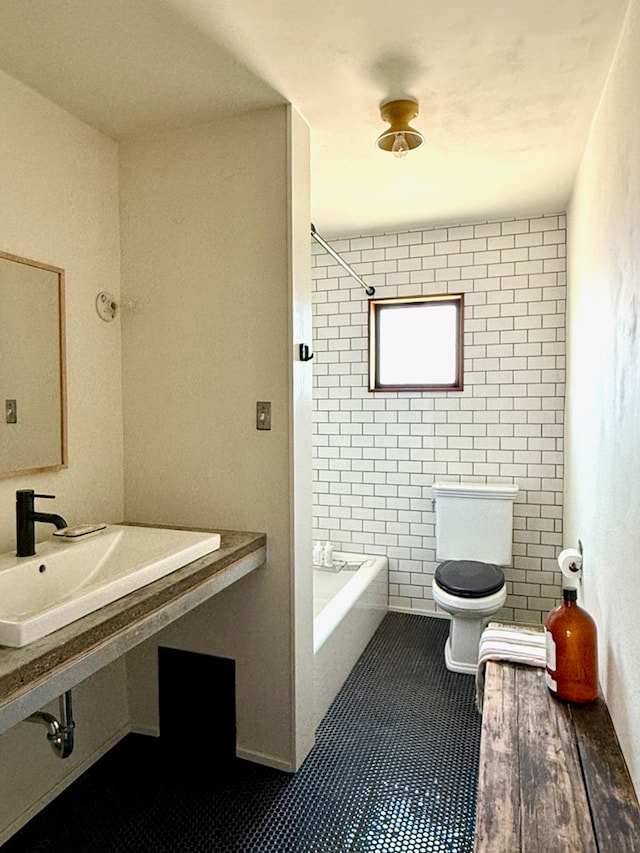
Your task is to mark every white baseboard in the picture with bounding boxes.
[235,746,295,773]
[128,727,293,773]
[129,723,160,737]
[388,604,450,620]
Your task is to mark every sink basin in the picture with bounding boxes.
[0,525,221,647]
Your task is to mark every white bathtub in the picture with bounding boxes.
[313,551,388,727]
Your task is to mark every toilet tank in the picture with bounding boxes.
[433,482,519,565]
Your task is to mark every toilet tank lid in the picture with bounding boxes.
[432,481,519,500]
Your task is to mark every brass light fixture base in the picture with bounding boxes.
[376,98,424,155]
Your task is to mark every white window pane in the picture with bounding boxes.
[378,303,458,386]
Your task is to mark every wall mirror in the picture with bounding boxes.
[0,251,67,478]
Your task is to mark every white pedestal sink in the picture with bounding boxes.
[0,525,221,647]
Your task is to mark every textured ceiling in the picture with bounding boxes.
[0,0,630,237]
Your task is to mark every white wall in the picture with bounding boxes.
[119,106,313,771]
[0,70,126,842]
[566,0,640,793]
[0,70,124,538]
[312,214,566,624]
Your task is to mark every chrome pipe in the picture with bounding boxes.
[25,690,75,759]
[311,224,375,296]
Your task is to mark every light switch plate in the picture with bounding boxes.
[5,399,17,424]
[256,401,271,430]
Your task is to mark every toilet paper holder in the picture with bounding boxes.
[557,541,584,585]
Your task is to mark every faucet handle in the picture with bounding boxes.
[16,490,55,503]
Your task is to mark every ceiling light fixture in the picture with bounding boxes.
[376,98,424,159]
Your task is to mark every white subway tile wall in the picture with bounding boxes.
[311,214,566,625]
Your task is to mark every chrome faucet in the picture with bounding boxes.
[16,489,68,557]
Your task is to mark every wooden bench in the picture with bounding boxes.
[475,660,640,852]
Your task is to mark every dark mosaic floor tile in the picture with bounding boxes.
[4,613,481,853]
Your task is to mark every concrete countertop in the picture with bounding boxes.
[0,526,266,734]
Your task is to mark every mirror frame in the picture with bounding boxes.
[0,250,67,479]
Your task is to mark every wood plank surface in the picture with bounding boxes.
[515,666,597,852]
[571,698,640,851]
[474,661,520,851]
[475,660,640,852]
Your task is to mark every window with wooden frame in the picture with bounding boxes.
[368,293,464,392]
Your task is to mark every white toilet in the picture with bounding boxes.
[431,481,519,674]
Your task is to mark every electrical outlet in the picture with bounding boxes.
[256,401,271,430]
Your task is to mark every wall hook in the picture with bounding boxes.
[299,344,314,362]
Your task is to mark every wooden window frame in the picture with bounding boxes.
[368,293,464,392]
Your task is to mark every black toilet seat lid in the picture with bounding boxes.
[435,560,505,598]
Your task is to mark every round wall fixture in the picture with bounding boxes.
[96,291,118,322]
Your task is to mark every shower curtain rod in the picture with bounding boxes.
[311,224,375,296]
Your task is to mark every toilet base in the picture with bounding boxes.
[447,609,488,675]
[432,578,506,675]
[444,636,479,675]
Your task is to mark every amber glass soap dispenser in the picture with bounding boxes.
[544,587,598,703]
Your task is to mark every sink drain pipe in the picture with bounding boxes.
[25,690,75,759]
